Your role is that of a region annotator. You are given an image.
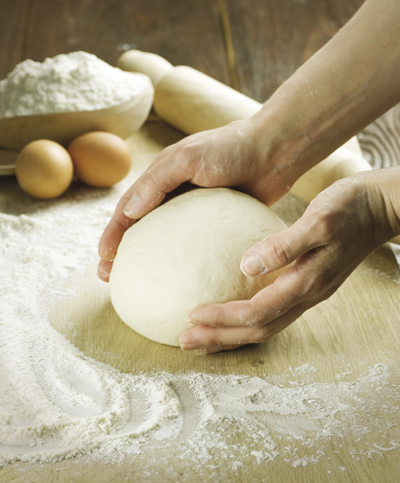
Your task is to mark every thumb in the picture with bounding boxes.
[123,146,193,219]
[240,220,318,277]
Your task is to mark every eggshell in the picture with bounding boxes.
[16,140,73,199]
[67,132,132,187]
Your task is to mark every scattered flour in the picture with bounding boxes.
[0,170,399,479]
[0,51,149,117]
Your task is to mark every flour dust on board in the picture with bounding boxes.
[0,172,399,478]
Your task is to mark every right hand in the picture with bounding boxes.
[180,167,400,352]
[98,118,296,281]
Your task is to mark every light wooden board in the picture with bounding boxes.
[1,122,400,483]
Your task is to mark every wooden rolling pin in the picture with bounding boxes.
[118,50,400,245]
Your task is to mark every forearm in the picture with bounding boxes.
[252,0,400,183]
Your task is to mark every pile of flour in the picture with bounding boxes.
[0,166,399,479]
[0,51,148,117]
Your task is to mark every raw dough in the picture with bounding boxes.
[110,188,287,346]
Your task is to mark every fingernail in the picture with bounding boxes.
[124,193,141,218]
[240,252,268,277]
[188,317,202,325]
[98,263,110,281]
[180,343,201,351]
[188,308,201,323]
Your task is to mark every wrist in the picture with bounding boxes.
[247,0,400,189]
[356,167,400,246]
[247,103,312,188]
[377,167,400,240]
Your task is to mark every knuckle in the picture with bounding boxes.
[319,285,338,302]
[248,327,271,344]
[300,269,336,302]
[249,312,267,329]
[166,143,196,177]
[140,170,166,202]
[237,301,259,327]
[304,273,325,297]
[201,328,224,348]
[267,238,292,267]
[245,301,266,328]
[314,216,334,243]
[209,305,227,326]
[141,170,159,190]
[252,317,266,329]
[162,144,176,154]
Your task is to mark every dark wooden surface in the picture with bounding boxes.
[0,0,398,169]
[1,0,364,94]
[226,0,363,101]
[0,0,231,85]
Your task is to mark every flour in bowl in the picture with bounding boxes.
[0,51,149,117]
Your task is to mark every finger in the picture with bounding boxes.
[180,304,307,350]
[98,145,189,262]
[98,216,135,263]
[240,217,323,277]
[98,184,138,261]
[189,264,307,328]
[188,344,244,354]
[205,345,243,354]
[122,148,194,219]
[179,325,261,350]
[98,259,113,282]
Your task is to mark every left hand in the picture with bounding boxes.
[179,168,400,353]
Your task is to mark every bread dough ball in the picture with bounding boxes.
[110,188,287,346]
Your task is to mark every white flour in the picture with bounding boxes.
[0,52,148,118]
[0,168,399,479]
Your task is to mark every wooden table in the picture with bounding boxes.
[1,0,399,167]
[1,1,399,482]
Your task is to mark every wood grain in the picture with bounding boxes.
[360,104,400,168]
[0,0,29,80]
[2,121,400,483]
[0,0,231,85]
[225,0,364,102]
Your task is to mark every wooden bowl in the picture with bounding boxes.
[0,73,154,150]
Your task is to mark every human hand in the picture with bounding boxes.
[98,118,296,281]
[179,168,400,353]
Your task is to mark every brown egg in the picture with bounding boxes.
[16,140,74,199]
[67,132,132,187]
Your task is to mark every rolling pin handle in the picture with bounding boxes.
[117,50,174,87]
[289,147,372,203]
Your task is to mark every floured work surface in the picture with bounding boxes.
[1,122,400,483]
